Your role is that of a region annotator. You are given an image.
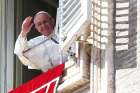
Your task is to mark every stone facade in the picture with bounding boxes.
[74,0,140,93]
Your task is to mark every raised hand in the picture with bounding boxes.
[21,16,34,37]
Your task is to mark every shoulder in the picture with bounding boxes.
[28,35,45,45]
[29,35,44,41]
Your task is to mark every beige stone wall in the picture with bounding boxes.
[73,84,90,93]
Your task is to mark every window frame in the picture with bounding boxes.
[57,42,91,93]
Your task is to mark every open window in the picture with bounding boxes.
[15,0,92,92]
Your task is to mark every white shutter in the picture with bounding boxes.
[59,0,92,51]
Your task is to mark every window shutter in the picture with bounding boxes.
[59,0,92,51]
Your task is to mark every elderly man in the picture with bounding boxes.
[14,11,68,72]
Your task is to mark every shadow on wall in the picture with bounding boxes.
[114,0,137,69]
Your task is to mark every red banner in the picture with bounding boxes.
[9,64,64,93]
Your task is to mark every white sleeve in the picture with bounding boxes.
[14,34,39,69]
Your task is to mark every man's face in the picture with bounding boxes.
[34,13,54,36]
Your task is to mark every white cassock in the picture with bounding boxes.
[14,33,68,72]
